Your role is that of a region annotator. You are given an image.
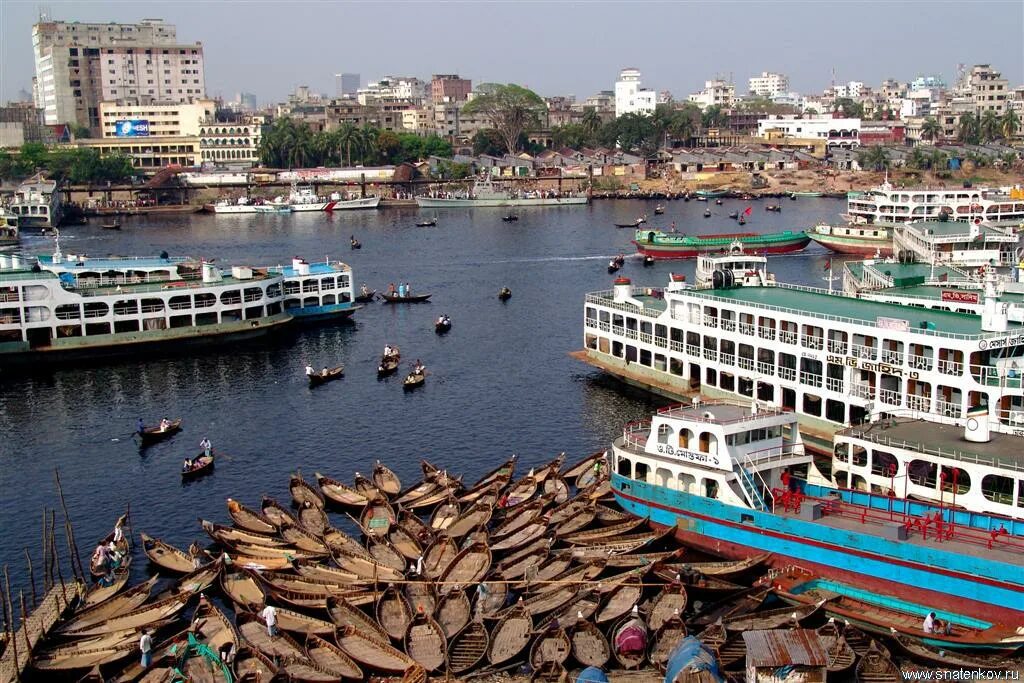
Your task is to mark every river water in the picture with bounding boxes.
[0,197,843,594]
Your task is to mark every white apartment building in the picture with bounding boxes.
[357,77,428,106]
[688,79,735,110]
[615,68,657,118]
[965,64,1008,115]
[830,81,865,99]
[199,115,265,167]
[748,72,789,98]
[99,99,215,138]
[32,19,204,130]
[757,114,861,148]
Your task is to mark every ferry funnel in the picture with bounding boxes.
[964,404,991,443]
[613,277,632,303]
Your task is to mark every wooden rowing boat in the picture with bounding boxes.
[560,516,647,544]
[511,584,579,618]
[487,603,533,666]
[220,570,264,612]
[529,560,603,596]
[447,620,489,674]
[321,526,371,559]
[298,503,329,536]
[530,626,571,668]
[59,576,158,633]
[610,609,648,669]
[372,461,402,497]
[492,498,547,540]
[62,593,190,637]
[649,614,687,671]
[336,624,417,672]
[277,657,337,682]
[332,548,405,581]
[542,477,569,504]
[475,580,509,619]
[666,552,772,579]
[570,617,611,668]
[315,472,369,508]
[422,536,458,580]
[278,519,330,555]
[490,521,547,552]
[504,475,537,506]
[429,499,460,531]
[191,595,238,660]
[818,621,856,673]
[405,609,447,672]
[594,504,632,525]
[182,451,215,479]
[403,370,426,389]
[560,450,605,482]
[366,539,404,574]
[377,583,412,640]
[605,548,682,568]
[690,586,769,627]
[856,640,901,682]
[233,646,277,682]
[137,418,182,446]
[154,555,223,600]
[890,632,1016,670]
[225,551,298,571]
[261,495,301,528]
[546,498,592,529]
[201,519,287,549]
[306,633,363,679]
[551,504,598,536]
[405,578,436,615]
[32,640,137,671]
[398,507,433,539]
[379,291,432,303]
[496,546,548,581]
[226,498,276,534]
[723,601,824,631]
[326,596,390,644]
[360,500,396,537]
[79,565,131,609]
[353,471,383,500]
[648,581,688,632]
[443,501,493,539]
[438,541,491,594]
[596,576,643,624]
[514,551,567,584]
[550,590,600,625]
[388,524,423,561]
[139,532,196,574]
[289,472,325,509]
[308,365,344,387]
[236,612,306,661]
[274,606,335,635]
[394,477,442,506]
[436,588,472,638]
[471,454,517,489]
[567,533,658,559]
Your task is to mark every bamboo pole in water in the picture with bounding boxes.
[23,550,36,610]
[3,565,20,679]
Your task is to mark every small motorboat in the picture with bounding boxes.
[354,289,376,303]
[614,217,645,228]
[435,316,452,334]
[416,218,437,227]
[502,214,519,222]
[728,211,739,219]
[138,418,183,446]
[350,239,362,249]
[714,198,723,205]
[403,370,426,391]
[182,452,215,480]
[607,261,621,274]
[695,196,708,202]
[308,365,344,387]
[101,222,121,230]
[653,205,665,215]
[498,287,512,302]
[766,205,781,212]
[379,292,432,304]
[643,255,655,267]
[703,209,711,218]
[613,254,626,267]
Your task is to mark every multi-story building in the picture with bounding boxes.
[431,102,489,139]
[910,75,945,91]
[430,74,472,105]
[357,77,427,106]
[748,72,789,99]
[615,68,657,118]
[964,64,1008,115]
[32,18,204,131]
[98,98,215,138]
[199,114,265,167]
[757,114,861,149]
[75,136,201,169]
[338,73,360,97]
[688,79,735,110]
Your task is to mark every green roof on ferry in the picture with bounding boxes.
[873,284,1024,304]
[863,262,962,287]
[689,286,1023,337]
[903,221,1013,238]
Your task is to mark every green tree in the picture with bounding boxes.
[461,83,547,154]
[580,109,602,141]
[472,129,505,156]
[701,105,729,130]
[376,130,402,164]
[432,160,472,180]
[419,135,452,159]
[958,113,979,144]
[333,123,358,166]
[906,147,929,170]
[354,126,377,165]
[70,124,92,140]
[833,98,864,119]
[920,117,941,142]
[1001,109,1020,140]
[551,123,590,150]
[610,112,659,154]
[979,110,1000,143]
[928,149,948,171]
[857,145,889,171]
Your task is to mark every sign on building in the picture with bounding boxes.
[114,120,150,137]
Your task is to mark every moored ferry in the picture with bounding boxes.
[847,180,1024,226]
[415,180,588,208]
[8,176,63,228]
[579,265,1024,456]
[893,219,1021,269]
[807,222,893,257]
[212,197,291,214]
[267,257,358,321]
[633,229,811,260]
[608,400,1024,630]
[0,211,19,247]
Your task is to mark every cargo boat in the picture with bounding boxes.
[807,223,893,257]
[415,180,587,208]
[632,229,810,259]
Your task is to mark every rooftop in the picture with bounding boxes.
[859,261,964,287]
[741,629,828,668]
[901,221,1018,241]
[38,255,195,271]
[268,261,351,277]
[656,400,792,426]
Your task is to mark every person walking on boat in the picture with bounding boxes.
[200,437,212,457]
[139,628,152,669]
[261,604,279,637]
[305,365,315,377]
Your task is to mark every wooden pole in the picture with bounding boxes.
[3,565,20,678]
[50,531,67,605]
[54,468,85,581]
[18,591,30,659]
[23,550,36,609]
[40,508,48,592]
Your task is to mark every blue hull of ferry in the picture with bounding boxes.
[290,303,359,321]
[611,474,1024,618]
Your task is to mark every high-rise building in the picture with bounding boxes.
[614,68,656,118]
[32,18,205,130]
[339,73,360,96]
[748,72,789,98]
[964,64,1008,115]
[431,74,472,105]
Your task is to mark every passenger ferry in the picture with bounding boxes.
[212,197,291,214]
[0,211,19,247]
[579,265,1024,456]
[807,223,893,257]
[847,180,1024,226]
[0,245,356,364]
[694,242,775,287]
[893,219,1021,270]
[8,176,63,228]
[608,399,1024,628]
[415,180,588,208]
[327,192,381,210]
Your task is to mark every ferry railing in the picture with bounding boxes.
[703,348,717,362]
[877,388,901,406]
[780,331,798,345]
[703,314,718,328]
[625,328,638,340]
[639,332,653,344]
[825,377,844,393]
[850,383,873,399]
[721,320,736,332]
[801,336,824,351]
[670,340,684,353]
[881,351,904,365]
[827,340,848,354]
[907,395,931,412]
[937,360,963,376]
[757,361,774,375]
[654,336,667,348]
[720,353,735,366]
[970,364,1023,389]
[655,400,788,425]
[739,357,755,371]
[686,344,699,357]
[907,354,933,371]
[799,371,822,388]
[584,291,664,319]
[935,400,963,419]
[739,323,755,336]
[778,367,797,381]
[850,344,878,360]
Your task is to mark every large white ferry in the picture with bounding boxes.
[212,197,291,214]
[579,262,1024,456]
[0,245,356,365]
[415,180,588,208]
[847,180,1024,226]
[8,176,63,228]
[892,219,1021,269]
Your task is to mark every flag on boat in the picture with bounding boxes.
[823,259,831,271]
[743,206,752,216]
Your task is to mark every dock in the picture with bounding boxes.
[0,581,83,683]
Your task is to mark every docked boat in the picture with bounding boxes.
[136,418,182,446]
[0,210,18,246]
[140,533,197,573]
[633,228,810,259]
[9,176,63,228]
[327,193,381,210]
[693,242,773,288]
[808,222,894,257]
[847,179,1024,226]
[694,189,727,199]
[278,185,333,212]
[308,365,344,387]
[101,221,121,230]
[416,180,587,208]
[791,191,823,198]
[212,197,291,214]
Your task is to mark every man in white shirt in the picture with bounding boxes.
[261,604,278,637]
[305,365,315,376]
[139,629,152,668]
[923,611,936,633]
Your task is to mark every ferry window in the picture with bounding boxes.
[655,324,667,342]
[802,393,822,416]
[871,450,898,477]
[114,320,140,333]
[834,443,849,462]
[612,341,623,358]
[719,372,735,392]
[625,317,638,331]
[687,331,700,348]
[981,474,1014,505]
[219,290,242,305]
[634,462,649,483]
[834,470,849,488]
[699,432,718,455]
[940,466,970,495]
[656,468,673,488]
[285,298,301,310]
[585,307,597,323]
[585,333,598,350]
[617,457,631,478]
[720,339,735,360]
[757,382,774,403]
[599,310,610,324]
[322,295,336,306]
[1018,480,1024,508]
[851,475,868,492]
[320,277,335,290]
[612,314,624,328]
[283,282,300,295]
[678,429,692,449]
[738,378,753,397]
[782,388,796,411]
[654,353,667,372]
[703,479,719,499]
[301,280,318,293]
[706,368,716,385]
[825,399,844,423]
[640,321,653,336]
[657,424,673,444]
[669,358,684,376]
[639,349,652,367]
[850,445,867,467]
[908,459,937,487]
[670,327,684,345]
[678,472,695,493]
[625,345,638,363]
[56,325,81,338]
[85,322,111,336]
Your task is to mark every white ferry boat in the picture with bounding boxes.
[212,197,291,214]
[694,242,775,288]
[609,399,1024,629]
[847,180,1024,226]
[415,180,588,208]
[893,219,1021,269]
[9,176,63,228]
[277,186,332,212]
[0,211,19,247]
[327,192,380,210]
[579,262,1024,456]
[0,246,356,364]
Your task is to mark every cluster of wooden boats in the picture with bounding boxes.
[25,451,1023,682]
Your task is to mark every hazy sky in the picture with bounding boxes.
[2,0,1022,105]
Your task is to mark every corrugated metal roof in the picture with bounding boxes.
[742,629,828,668]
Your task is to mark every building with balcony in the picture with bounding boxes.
[748,72,789,99]
[757,114,861,149]
[615,68,657,118]
[98,98,215,138]
[689,79,736,110]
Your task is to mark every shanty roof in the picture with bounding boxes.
[741,629,828,668]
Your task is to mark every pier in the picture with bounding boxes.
[0,582,84,683]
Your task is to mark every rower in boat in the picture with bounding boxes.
[703,209,712,218]
[643,255,655,267]
[498,287,512,301]
[435,314,451,333]
[715,198,723,205]
[607,260,620,274]
[502,214,519,222]
[350,235,362,249]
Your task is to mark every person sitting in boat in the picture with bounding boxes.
[414,360,425,375]
[92,543,110,571]
[200,437,212,456]
[136,417,145,434]
[360,284,370,297]
[305,365,315,376]
[387,283,396,297]
[384,344,393,358]
[107,541,124,568]
[159,417,171,432]
[183,458,193,472]
[321,367,329,377]
[923,612,936,633]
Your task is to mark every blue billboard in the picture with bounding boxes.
[114,119,150,137]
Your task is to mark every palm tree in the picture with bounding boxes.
[857,145,889,171]
[928,149,948,171]
[920,117,941,143]
[334,123,357,166]
[354,126,378,165]
[580,109,601,143]
[958,113,979,144]
[1001,109,1021,141]
[979,110,1000,143]
[907,147,929,170]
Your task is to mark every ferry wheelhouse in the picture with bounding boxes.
[267,257,357,321]
[609,400,1024,626]
[847,181,1024,226]
[580,267,1024,456]
[694,243,774,287]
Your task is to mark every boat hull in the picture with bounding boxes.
[289,202,332,212]
[287,303,360,322]
[633,234,811,260]
[610,473,1024,630]
[414,197,587,208]
[807,233,893,257]
[327,197,380,211]
[213,205,291,214]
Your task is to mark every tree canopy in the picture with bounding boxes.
[0,144,134,183]
[462,83,547,155]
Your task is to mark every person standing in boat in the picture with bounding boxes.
[139,628,152,669]
[387,283,396,297]
[136,417,145,434]
[305,365,315,377]
[159,417,171,432]
[200,437,212,457]
[360,283,370,298]
[261,604,279,637]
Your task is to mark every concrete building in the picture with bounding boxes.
[688,79,735,110]
[748,71,789,98]
[75,136,201,169]
[99,98,215,138]
[199,115,264,166]
[431,74,472,105]
[758,114,861,149]
[32,18,204,131]
[910,75,945,90]
[615,68,656,118]
[965,64,1008,115]
[338,73,360,96]
[357,77,427,105]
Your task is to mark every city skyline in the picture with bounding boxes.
[2,0,1022,106]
